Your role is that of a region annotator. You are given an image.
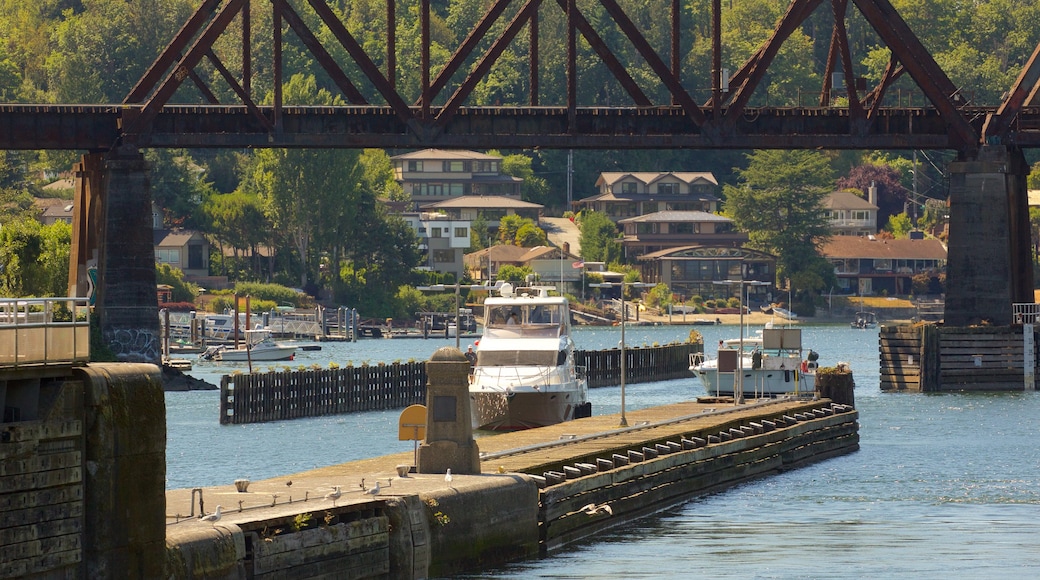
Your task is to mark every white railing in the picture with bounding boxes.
[1012,303,1040,324]
[0,297,91,368]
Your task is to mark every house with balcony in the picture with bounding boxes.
[821,235,946,296]
[574,172,719,221]
[419,195,543,233]
[617,210,747,261]
[392,149,522,210]
[402,211,472,279]
[636,245,777,305]
[823,190,878,236]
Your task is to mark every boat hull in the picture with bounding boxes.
[470,387,586,431]
[692,366,814,397]
[215,346,296,361]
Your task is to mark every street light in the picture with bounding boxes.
[712,277,770,405]
[589,280,653,427]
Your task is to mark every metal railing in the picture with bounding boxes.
[1012,303,1040,324]
[0,297,90,368]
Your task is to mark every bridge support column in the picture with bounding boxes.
[945,146,1033,326]
[94,146,161,363]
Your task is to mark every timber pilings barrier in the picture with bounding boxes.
[219,342,701,424]
[879,324,1034,391]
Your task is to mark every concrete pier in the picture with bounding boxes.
[164,396,858,578]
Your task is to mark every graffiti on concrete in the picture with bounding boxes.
[105,328,160,363]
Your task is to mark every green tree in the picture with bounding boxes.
[723,150,835,289]
[0,218,71,297]
[577,211,621,264]
[155,263,198,303]
[498,214,546,246]
[884,212,914,238]
[492,151,550,205]
[496,264,533,283]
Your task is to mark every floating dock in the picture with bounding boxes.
[166,397,858,578]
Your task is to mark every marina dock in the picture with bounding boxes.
[166,396,858,578]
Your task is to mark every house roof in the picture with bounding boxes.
[576,190,720,204]
[637,244,773,261]
[41,202,74,218]
[154,229,205,247]
[464,244,578,267]
[391,148,501,161]
[617,210,731,224]
[820,235,947,260]
[42,178,74,191]
[823,190,877,210]
[420,195,543,210]
[595,172,718,187]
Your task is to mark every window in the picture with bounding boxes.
[407,160,424,172]
[433,250,455,263]
[657,182,678,195]
[621,181,638,194]
[429,227,443,238]
[454,227,468,238]
[155,248,180,264]
[445,161,467,172]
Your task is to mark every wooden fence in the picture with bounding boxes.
[879,324,1033,392]
[219,342,701,424]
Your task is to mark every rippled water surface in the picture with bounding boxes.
[171,324,1040,578]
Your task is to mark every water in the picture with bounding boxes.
[170,324,1040,578]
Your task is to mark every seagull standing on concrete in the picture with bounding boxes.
[445,469,453,485]
[325,486,342,506]
[580,503,613,516]
[365,482,381,496]
[201,505,223,523]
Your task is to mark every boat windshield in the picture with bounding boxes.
[476,349,565,367]
[486,304,564,332]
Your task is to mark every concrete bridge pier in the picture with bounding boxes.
[945,145,1034,326]
[70,146,160,363]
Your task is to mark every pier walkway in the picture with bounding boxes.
[165,396,858,578]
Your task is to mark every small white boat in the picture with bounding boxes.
[690,327,818,398]
[200,332,297,362]
[469,283,590,431]
[851,311,878,329]
[772,306,798,320]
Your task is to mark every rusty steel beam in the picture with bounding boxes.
[852,0,978,149]
[279,0,368,104]
[598,0,704,125]
[205,50,273,131]
[124,0,224,104]
[436,0,542,128]
[125,0,245,134]
[724,0,822,124]
[552,0,650,106]
[832,0,864,119]
[984,41,1040,143]
[422,0,515,107]
[304,0,412,122]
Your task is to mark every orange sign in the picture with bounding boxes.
[398,404,427,441]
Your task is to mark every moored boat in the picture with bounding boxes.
[851,311,878,329]
[200,332,297,362]
[689,326,818,398]
[469,283,591,431]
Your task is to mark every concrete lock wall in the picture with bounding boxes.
[1,363,166,578]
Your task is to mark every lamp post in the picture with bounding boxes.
[712,277,770,405]
[590,281,653,427]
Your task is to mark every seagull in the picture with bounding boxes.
[445,469,453,485]
[325,486,342,506]
[286,480,292,488]
[365,482,381,496]
[200,505,222,523]
[580,503,613,516]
